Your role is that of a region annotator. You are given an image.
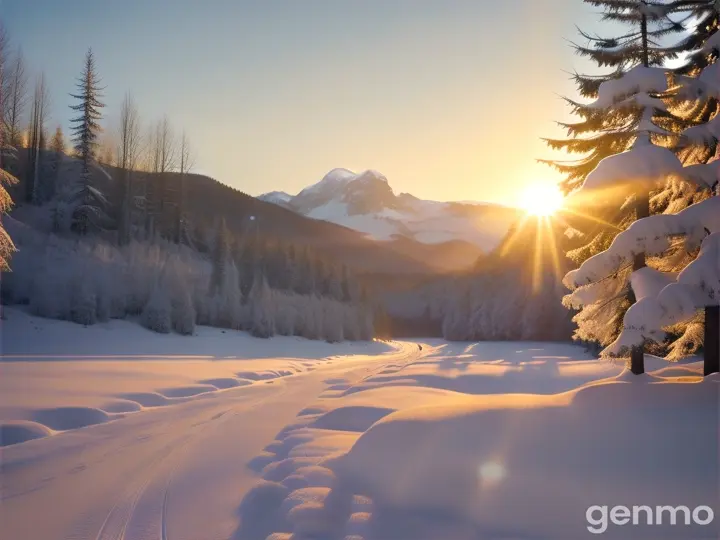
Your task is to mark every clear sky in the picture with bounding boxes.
[2,0,601,205]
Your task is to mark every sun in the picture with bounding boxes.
[519,183,564,217]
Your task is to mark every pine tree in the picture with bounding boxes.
[543,0,685,192]
[69,48,107,234]
[546,0,697,373]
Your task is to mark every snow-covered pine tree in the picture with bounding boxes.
[544,0,685,192]
[69,48,109,234]
[249,272,275,338]
[547,0,693,373]
[659,1,719,170]
[566,196,720,374]
[166,255,196,335]
[217,260,243,329]
[643,2,720,356]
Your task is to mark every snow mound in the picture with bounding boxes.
[158,384,217,398]
[116,392,172,407]
[332,379,717,538]
[282,465,337,490]
[236,369,297,380]
[198,377,252,389]
[0,421,54,447]
[100,399,144,413]
[312,406,395,432]
[30,407,110,431]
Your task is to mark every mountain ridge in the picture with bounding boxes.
[258,168,520,251]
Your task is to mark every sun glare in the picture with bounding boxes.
[519,183,564,217]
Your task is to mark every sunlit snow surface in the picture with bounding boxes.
[1,309,716,540]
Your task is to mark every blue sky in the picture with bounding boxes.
[2,0,601,204]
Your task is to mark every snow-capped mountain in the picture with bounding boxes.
[258,168,519,252]
[257,190,293,207]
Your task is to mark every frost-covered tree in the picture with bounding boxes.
[209,217,230,295]
[0,25,17,272]
[70,267,98,325]
[323,299,345,343]
[49,126,65,154]
[166,255,196,335]
[4,47,27,149]
[69,48,108,234]
[249,273,275,338]
[142,276,173,333]
[211,260,243,330]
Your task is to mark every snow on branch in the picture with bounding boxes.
[681,114,720,146]
[580,144,684,192]
[588,66,669,110]
[683,160,719,189]
[603,232,720,357]
[567,197,720,288]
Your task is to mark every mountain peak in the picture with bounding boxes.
[258,168,519,250]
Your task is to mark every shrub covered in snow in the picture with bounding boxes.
[2,218,374,342]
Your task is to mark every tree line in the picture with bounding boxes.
[0,26,376,342]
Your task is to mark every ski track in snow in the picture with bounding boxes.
[0,338,419,540]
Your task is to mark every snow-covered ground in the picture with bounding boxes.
[1,310,717,540]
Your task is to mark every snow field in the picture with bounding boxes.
[238,342,716,540]
[0,307,397,447]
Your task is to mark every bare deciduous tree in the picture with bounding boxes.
[117,92,141,245]
[26,73,49,204]
[145,115,176,237]
[4,48,27,148]
[175,130,194,243]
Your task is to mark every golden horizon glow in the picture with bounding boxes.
[519,183,564,217]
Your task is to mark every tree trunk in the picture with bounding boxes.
[641,14,649,68]
[704,305,719,376]
[630,12,649,374]
[630,191,650,375]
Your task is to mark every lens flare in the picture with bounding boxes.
[519,183,564,217]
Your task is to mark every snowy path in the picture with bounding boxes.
[0,341,420,540]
